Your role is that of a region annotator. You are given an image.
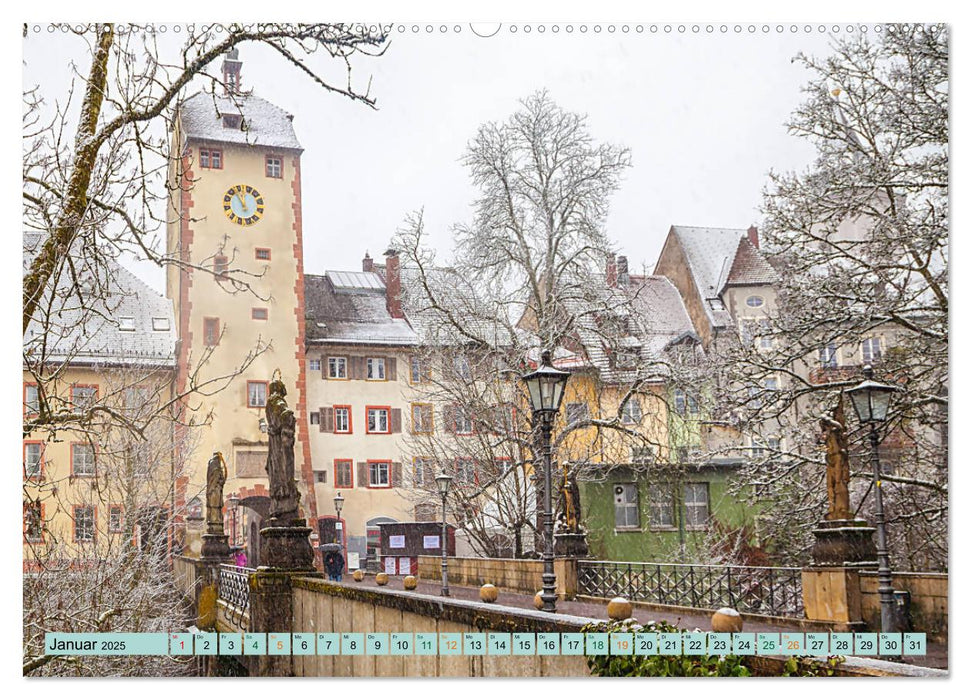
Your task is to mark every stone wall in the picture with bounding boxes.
[417,556,577,598]
[859,572,947,643]
[289,577,590,677]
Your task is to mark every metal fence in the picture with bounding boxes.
[218,564,255,628]
[577,560,804,618]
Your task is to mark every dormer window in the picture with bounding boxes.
[152,317,170,332]
[707,297,726,311]
[222,114,242,130]
[119,317,135,332]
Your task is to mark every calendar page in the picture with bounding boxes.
[21,9,950,686]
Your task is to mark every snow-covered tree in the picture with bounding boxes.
[716,24,948,569]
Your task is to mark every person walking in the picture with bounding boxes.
[332,550,345,582]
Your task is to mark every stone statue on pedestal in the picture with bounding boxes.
[201,451,231,560]
[810,394,876,567]
[264,377,301,523]
[258,372,314,571]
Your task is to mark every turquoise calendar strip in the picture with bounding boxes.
[43,631,929,657]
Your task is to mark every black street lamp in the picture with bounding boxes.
[521,349,571,613]
[847,364,899,634]
[333,491,344,545]
[435,473,453,597]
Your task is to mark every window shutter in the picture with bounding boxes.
[357,462,368,488]
[321,361,328,379]
[349,356,364,380]
[387,357,397,381]
[424,461,435,485]
[321,407,334,433]
[444,405,455,433]
[391,462,402,487]
[390,408,402,433]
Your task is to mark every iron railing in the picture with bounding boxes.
[218,564,255,628]
[577,560,804,618]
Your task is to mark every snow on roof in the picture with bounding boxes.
[23,232,176,367]
[304,273,418,346]
[178,91,302,151]
[669,226,749,328]
[560,271,700,383]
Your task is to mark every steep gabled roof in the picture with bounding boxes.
[668,226,774,330]
[178,91,302,151]
[304,272,418,346]
[724,236,779,287]
[23,232,176,367]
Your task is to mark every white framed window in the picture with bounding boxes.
[74,506,95,542]
[862,337,882,364]
[367,407,390,434]
[308,358,321,372]
[367,357,386,380]
[310,412,320,426]
[614,483,639,529]
[565,402,590,426]
[649,485,675,529]
[684,483,710,530]
[368,461,391,488]
[72,443,96,476]
[621,398,642,424]
[72,385,97,410]
[265,155,283,179]
[328,357,347,379]
[335,407,351,433]
[24,443,42,478]
[109,506,124,533]
[454,406,473,435]
[455,458,476,486]
[453,356,472,379]
[24,384,40,415]
[247,381,268,408]
[819,342,838,368]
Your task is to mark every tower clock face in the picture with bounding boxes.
[223,185,265,226]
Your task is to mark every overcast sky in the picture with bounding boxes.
[23,23,843,289]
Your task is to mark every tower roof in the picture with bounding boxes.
[178,91,302,151]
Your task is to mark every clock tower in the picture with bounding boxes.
[166,51,316,559]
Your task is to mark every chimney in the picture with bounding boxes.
[606,253,617,287]
[747,225,760,249]
[362,252,373,272]
[221,48,242,95]
[617,255,629,285]
[384,248,403,319]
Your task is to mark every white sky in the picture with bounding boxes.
[22,24,840,288]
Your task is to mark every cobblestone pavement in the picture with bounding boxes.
[342,574,947,670]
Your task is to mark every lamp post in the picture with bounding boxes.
[847,365,899,634]
[521,349,571,613]
[227,494,240,550]
[333,491,344,544]
[435,473,453,597]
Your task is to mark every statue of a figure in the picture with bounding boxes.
[556,466,583,533]
[264,375,301,523]
[205,451,227,532]
[821,395,853,521]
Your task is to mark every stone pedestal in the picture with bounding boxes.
[811,519,877,568]
[802,566,865,628]
[201,533,231,560]
[259,519,315,572]
[554,532,589,558]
